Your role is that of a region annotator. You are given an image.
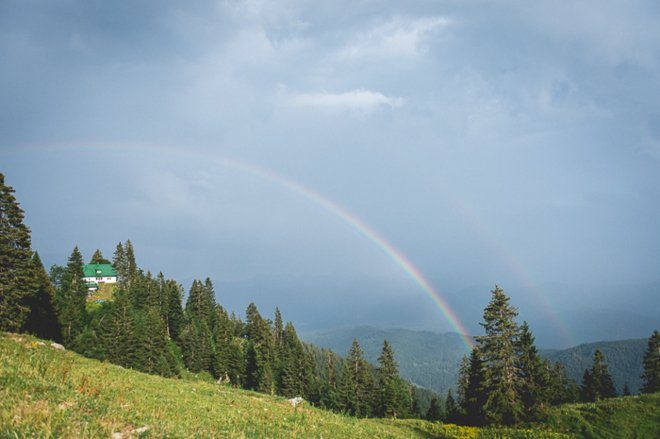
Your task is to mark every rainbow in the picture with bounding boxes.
[214,156,475,349]
[4,143,509,349]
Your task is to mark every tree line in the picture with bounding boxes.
[0,173,421,419]
[1,172,659,425]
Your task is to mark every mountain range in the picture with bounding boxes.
[302,326,651,396]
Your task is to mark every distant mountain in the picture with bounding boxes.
[302,326,471,396]
[217,276,659,349]
[540,338,648,394]
[302,326,651,396]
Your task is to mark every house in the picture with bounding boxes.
[83,263,118,292]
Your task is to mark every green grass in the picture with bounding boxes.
[87,283,116,303]
[542,393,660,438]
[0,333,656,438]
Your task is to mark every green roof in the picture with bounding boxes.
[83,263,117,278]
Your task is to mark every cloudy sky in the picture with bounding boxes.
[2,1,659,337]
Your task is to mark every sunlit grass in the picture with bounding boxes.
[2,333,656,438]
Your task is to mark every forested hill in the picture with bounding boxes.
[304,326,649,396]
[540,338,647,394]
[302,326,470,395]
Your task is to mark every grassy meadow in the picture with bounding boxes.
[1,333,657,438]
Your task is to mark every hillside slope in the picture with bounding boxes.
[1,333,658,438]
[0,333,562,438]
[540,338,647,393]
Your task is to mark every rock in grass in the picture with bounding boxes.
[50,342,65,350]
[287,396,304,408]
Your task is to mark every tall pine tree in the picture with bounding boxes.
[55,247,88,346]
[516,321,547,420]
[0,173,37,332]
[341,339,375,417]
[376,339,410,418]
[475,286,523,425]
[244,303,274,393]
[462,347,487,425]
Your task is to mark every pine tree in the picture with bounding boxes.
[462,347,487,425]
[179,318,214,374]
[244,303,274,393]
[55,247,88,345]
[581,350,616,401]
[376,339,409,418]
[343,339,375,417]
[278,322,312,398]
[0,173,37,331]
[516,321,547,420]
[21,252,61,341]
[125,240,138,287]
[546,361,579,405]
[475,286,523,425]
[444,390,459,423]
[426,397,443,422]
[319,351,339,410]
[101,289,136,368]
[89,249,110,264]
[112,242,127,288]
[185,280,215,327]
[580,368,597,402]
[337,360,357,415]
[641,330,660,394]
[165,280,184,340]
[132,307,176,377]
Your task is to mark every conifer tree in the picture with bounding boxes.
[55,247,88,345]
[426,397,443,422]
[456,355,470,411]
[113,242,127,287]
[338,360,357,415]
[320,351,339,410]
[475,286,523,425]
[165,280,184,340]
[581,350,616,401]
[444,389,459,423]
[132,307,176,377]
[125,240,138,286]
[516,321,547,420]
[186,280,215,327]
[179,318,214,374]
[101,289,136,368]
[0,173,36,331]
[89,249,110,264]
[212,304,244,385]
[580,368,597,402]
[278,322,310,397]
[641,330,660,394]
[462,347,487,425]
[244,303,274,393]
[376,339,410,418]
[546,361,579,404]
[343,339,375,417]
[21,252,61,341]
